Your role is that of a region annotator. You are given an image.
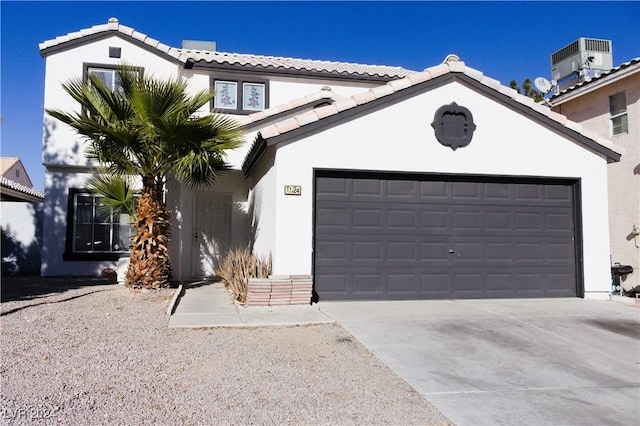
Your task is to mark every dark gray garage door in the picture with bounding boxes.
[314,172,579,300]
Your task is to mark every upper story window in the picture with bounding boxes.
[211,77,269,114]
[84,64,143,94]
[609,91,628,136]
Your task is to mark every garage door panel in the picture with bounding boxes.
[315,175,578,300]
[485,183,512,200]
[315,177,348,198]
[353,241,383,261]
[452,210,482,230]
[420,181,448,198]
[353,273,383,294]
[387,180,418,199]
[421,241,450,262]
[387,241,419,261]
[485,212,512,231]
[486,274,514,292]
[353,208,382,228]
[515,184,542,201]
[314,272,348,294]
[421,208,449,232]
[421,273,450,295]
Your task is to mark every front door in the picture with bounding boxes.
[192,193,232,277]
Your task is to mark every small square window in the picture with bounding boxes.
[243,83,265,111]
[214,81,238,110]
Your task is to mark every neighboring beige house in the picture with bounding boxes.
[549,58,640,293]
[0,157,44,274]
[0,158,36,194]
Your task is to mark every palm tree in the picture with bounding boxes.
[47,67,244,288]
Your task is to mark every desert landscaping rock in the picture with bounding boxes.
[1,278,450,425]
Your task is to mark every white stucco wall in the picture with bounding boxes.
[43,35,183,168]
[247,149,277,262]
[40,169,120,276]
[1,201,42,273]
[252,80,613,297]
[41,33,385,278]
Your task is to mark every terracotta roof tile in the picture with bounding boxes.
[548,111,567,124]
[295,111,320,127]
[314,103,340,120]
[447,60,465,73]
[352,90,376,105]
[0,177,44,200]
[259,126,280,140]
[117,24,135,36]
[426,63,450,79]
[407,72,433,85]
[334,98,358,112]
[40,19,415,79]
[181,49,414,78]
[497,85,519,98]
[274,118,300,134]
[479,75,501,90]
[370,85,394,98]
[388,78,412,92]
[464,67,484,82]
[276,102,296,113]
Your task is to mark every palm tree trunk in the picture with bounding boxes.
[125,176,171,288]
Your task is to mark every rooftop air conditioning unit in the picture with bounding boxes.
[181,40,216,51]
[551,37,613,90]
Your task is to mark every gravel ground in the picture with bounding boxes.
[1,276,451,425]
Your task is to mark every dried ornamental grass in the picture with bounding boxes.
[216,247,272,303]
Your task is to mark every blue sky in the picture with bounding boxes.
[1,1,639,191]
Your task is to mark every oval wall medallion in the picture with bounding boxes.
[431,102,476,150]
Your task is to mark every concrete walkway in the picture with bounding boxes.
[168,281,335,328]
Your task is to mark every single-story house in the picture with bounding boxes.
[39,19,621,300]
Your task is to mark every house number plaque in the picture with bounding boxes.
[284,185,302,196]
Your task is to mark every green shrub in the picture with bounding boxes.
[215,247,272,303]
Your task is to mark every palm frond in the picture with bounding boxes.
[87,173,137,220]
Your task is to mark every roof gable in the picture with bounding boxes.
[242,55,622,175]
[0,158,34,189]
[0,157,20,175]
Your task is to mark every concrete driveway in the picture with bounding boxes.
[319,298,640,425]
